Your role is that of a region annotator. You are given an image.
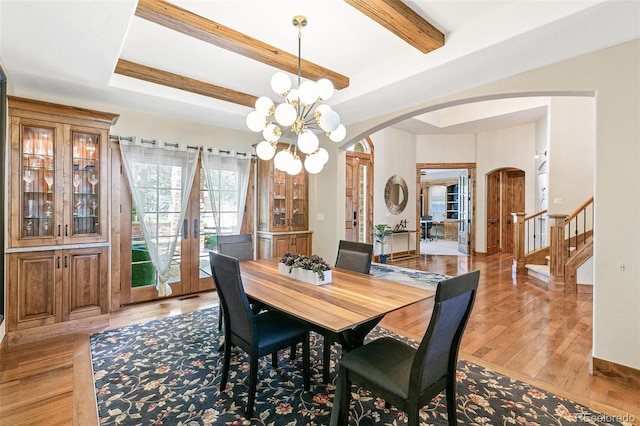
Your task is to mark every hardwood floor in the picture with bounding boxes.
[1,253,638,424]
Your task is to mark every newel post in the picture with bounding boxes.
[548,214,568,291]
[512,212,525,273]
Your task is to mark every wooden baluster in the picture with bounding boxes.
[548,214,568,291]
[512,212,525,273]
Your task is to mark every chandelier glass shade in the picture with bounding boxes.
[247,15,346,175]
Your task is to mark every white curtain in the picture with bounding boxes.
[201,149,251,235]
[119,137,199,297]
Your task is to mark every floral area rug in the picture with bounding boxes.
[91,307,630,425]
[369,263,448,292]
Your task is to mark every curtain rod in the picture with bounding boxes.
[110,134,254,157]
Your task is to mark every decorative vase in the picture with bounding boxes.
[379,254,388,264]
[278,262,332,285]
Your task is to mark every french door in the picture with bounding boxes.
[118,158,215,305]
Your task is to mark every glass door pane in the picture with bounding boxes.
[198,168,215,281]
[21,125,55,239]
[70,131,101,236]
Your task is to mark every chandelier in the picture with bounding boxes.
[246,15,346,175]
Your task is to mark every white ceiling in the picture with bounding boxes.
[1,1,639,136]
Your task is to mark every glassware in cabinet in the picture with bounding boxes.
[70,131,101,236]
[20,125,56,239]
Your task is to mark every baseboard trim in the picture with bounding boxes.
[592,356,640,387]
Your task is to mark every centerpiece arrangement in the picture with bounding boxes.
[278,252,332,285]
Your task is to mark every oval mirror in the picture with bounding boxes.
[384,175,408,214]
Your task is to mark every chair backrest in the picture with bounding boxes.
[217,234,254,261]
[411,270,480,392]
[209,252,254,344]
[335,240,374,274]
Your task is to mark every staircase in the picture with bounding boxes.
[513,197,594,292]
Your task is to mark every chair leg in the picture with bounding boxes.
[220,338,232,390]
[218,305,224,331]
[246,355,259,418]
[272,351,278,369]
[302,333,310,391]
[330,366,350,426]
[290,344,296,361]
[407,405,420,426]
[446,376,458,425]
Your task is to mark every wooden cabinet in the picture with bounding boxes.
[257,232,312,259]
[6,247,108,336]
[8,97,117,248]
[256,147,311,258]
[5,97,118,346]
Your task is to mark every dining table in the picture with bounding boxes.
[239,258,435,352]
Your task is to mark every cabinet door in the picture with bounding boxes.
[7,251,63,331]
[272,234,294,259]
[9,117,64,247]
[292,233,312,256]
[63,246,108,321]
[65,126,108,243]
[289,172,308,231]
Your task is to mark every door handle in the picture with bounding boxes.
[183,219,188,239]
[193,219,199,239]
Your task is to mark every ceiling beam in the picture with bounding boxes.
[114,59,258,108]
[135,0,349,90]
[344,0,444,53]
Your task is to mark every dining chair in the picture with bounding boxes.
[216,234,254,330]
[316,240,375,383]
[335,240,374,274]
[330,270,480,426]
[209,252,310,418]
[217,234,254,261]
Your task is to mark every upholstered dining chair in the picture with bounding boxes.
[216,234,254,330]
[315,240,375,383]
[217,234,254,261]
[335,240,374,274]
[209,252,310,418]
[330,270,480,426]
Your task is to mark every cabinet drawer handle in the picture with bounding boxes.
[56,256,61,269]
[64,256,68,268]
[183,219,188,239]
[65,224,68,236]
[58,224,61,237]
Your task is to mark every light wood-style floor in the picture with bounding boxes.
[0,253,638,424]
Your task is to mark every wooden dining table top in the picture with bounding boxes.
[239,258,435,334]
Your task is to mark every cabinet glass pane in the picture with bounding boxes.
[273,169,286,227]
[21,126,55,238]
[292,173,306,227]
[71,131,100,235]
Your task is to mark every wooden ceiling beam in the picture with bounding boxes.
[114,59,258,108]
[135,0,349,90]
[344,0,444,53]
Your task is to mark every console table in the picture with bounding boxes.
[388,230,420,262]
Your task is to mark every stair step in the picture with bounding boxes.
[526,263,550,283]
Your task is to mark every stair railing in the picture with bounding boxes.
[548,196,594,291]
[565,196,594,258]
[512,209,548,272]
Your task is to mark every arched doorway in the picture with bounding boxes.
[486,168,525,255]
[345,138,374,243]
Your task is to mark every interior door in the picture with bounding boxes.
[486,171,500,255]
[457,172,471,254]
[345,152,373,243]
[345,156,358,241]
[502,170,525,254]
